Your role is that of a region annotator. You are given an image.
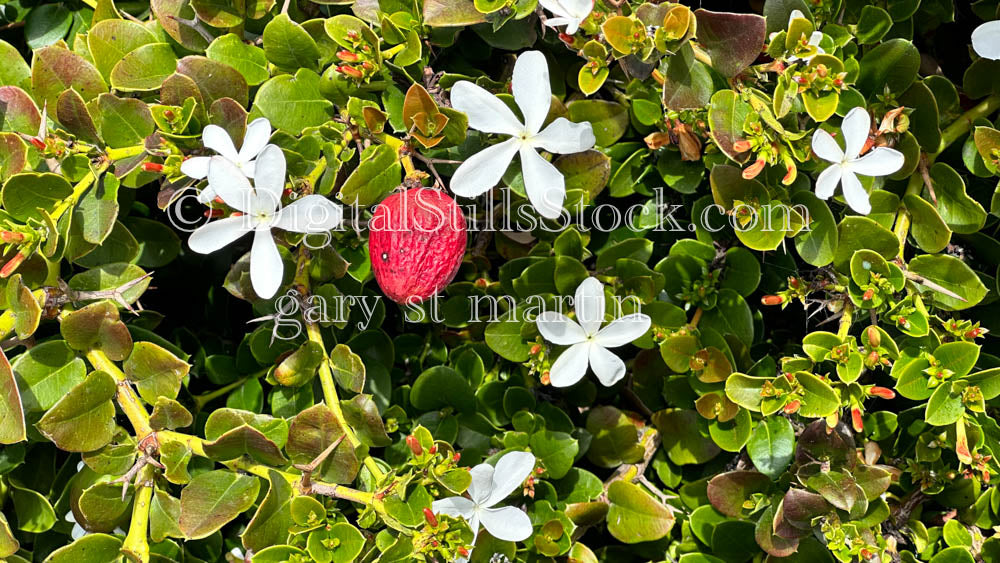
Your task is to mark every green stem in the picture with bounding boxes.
[192,368,267,410]
[86,348,153,438]
[837,301,854,340]
[121,465,154,563]
[294,249,387,482]
[50,166,104,223]
[893,93,1000,257]
[105,145,146,161]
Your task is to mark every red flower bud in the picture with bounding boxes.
[406,435,422,456]
[0,231,24,243]
[540,371,551,385]
[0,251,26,278]
[869,386,895,400]
[530,344,541,355]
[453,452,461,462]
[457,547,469,556]
[965,328,984,339]
[204,208,224,218]
[783,400,800,414]
[30,138,46,150]
[428,444,437,455]
[337,50,359,62]
[337,65,364,79]
[732,140,752,152]
[761,295,784,306]
[742,159,766,179]
[862,288,875,301]
[142,162,164,173]
[558,32,574,44]
[851,407,864,432]
[423,507,438,527]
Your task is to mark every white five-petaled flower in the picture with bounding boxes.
[181,118,272,203]
[539,0,594,35]
[536,277,651,387]
[432,450,535,555]
[187,145,344,299]
[449,51,597,219]
[973,20,1000,60]
[787,10,824,62]
[811,107,904,216]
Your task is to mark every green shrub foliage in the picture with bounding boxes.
[0,0,998,562]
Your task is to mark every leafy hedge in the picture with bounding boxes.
[0,0,998,562]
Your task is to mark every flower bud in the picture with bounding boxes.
[862,288,874,301]
[761,295,784,306]
[866,326,880,348]
[732,139,752,152]
[29,138,46,150]
[0,251,25,278]
[0,231,24,243]
[336,50,359,62]
[783,399,800,414]
[428,444,437,455]
[142,162,164,173]
[422,507,438,527]
[869,386,895,400]
[851,407,864,432]
[406,435,422,456]
[337,65,364,79]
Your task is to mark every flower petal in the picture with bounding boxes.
[468,464,496,506]
[536,312,587,345]
[239,118,272,161]
[450,81,524,137]
[432,496,477,521]
[532,118,596,154]
[589,345,626,386]
[251,145,286,214]
[973,21,1000,60]
[810,128,843,163]
[814,164,842,200]
[548,342,590,387]
[250,227,284,298]
[840,107,871,160]
[512,51,552,135]
[594,313,651,348]
[273,195,344,233]
[207,156,253,213]
[450,138,520,198]
[574,277,605,336]
[202,125,239,161]
[180,156,210,179]
[484,451,536,506]
[849,147,904,177]
[188,215,250,254]
[520,146,566,219]
[840,170,871,215]
[479,506,534,542]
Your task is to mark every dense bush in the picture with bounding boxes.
[0,0,998,562]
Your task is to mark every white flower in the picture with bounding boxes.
[432,451,535,553]
[449,51,596,219]
[787,10,824,62]
[187,145,344,299]
[973,20,1000,60]
[65,511,86,540]
[181,118,272,203]
[811,107,904,215]
[535,277,651,387]
[539,0,593,34]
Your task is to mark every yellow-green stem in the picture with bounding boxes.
[50,167,104,223]
[192,368,267,410]
[293,249,387,482]
[121,465,154,563]
[86,349,153,438]
[106,145,146,161]
[837,301,854,340]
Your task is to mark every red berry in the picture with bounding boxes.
[369,188,467,304]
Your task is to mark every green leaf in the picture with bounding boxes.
[124,341,190,404]
[179,470,261,540]
[31,45,107,112]
[36,370,116,452]
[707,90,752,162]
[110,43,178,92]
[856,6,892,44]
[204,424,287,466]
[791,191,838,266]
[95,93,154,148]
[908,254,988,311]
[654,409,721,465]
[1,172,73,223]
[530,430,579,479]
[337,144,401,207]
[857,38,920,96]
[607,480,675,543]
[833,216,899,273]
[747,417,794,479]
[904,193,952,253]
[263,14,320,71]
[0,87,41,135]
[925,384,964,426]
[206,33,270,86]
[286,404,359,483]
[795,371,840,418]
[191,0,244,27]
[11,340,86,413]
[252,68,332,132]
[43,534,123,562]
[411,366,475,414]
[87,19,157,81]
[662,42,715,111]
[0,349,25,444]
